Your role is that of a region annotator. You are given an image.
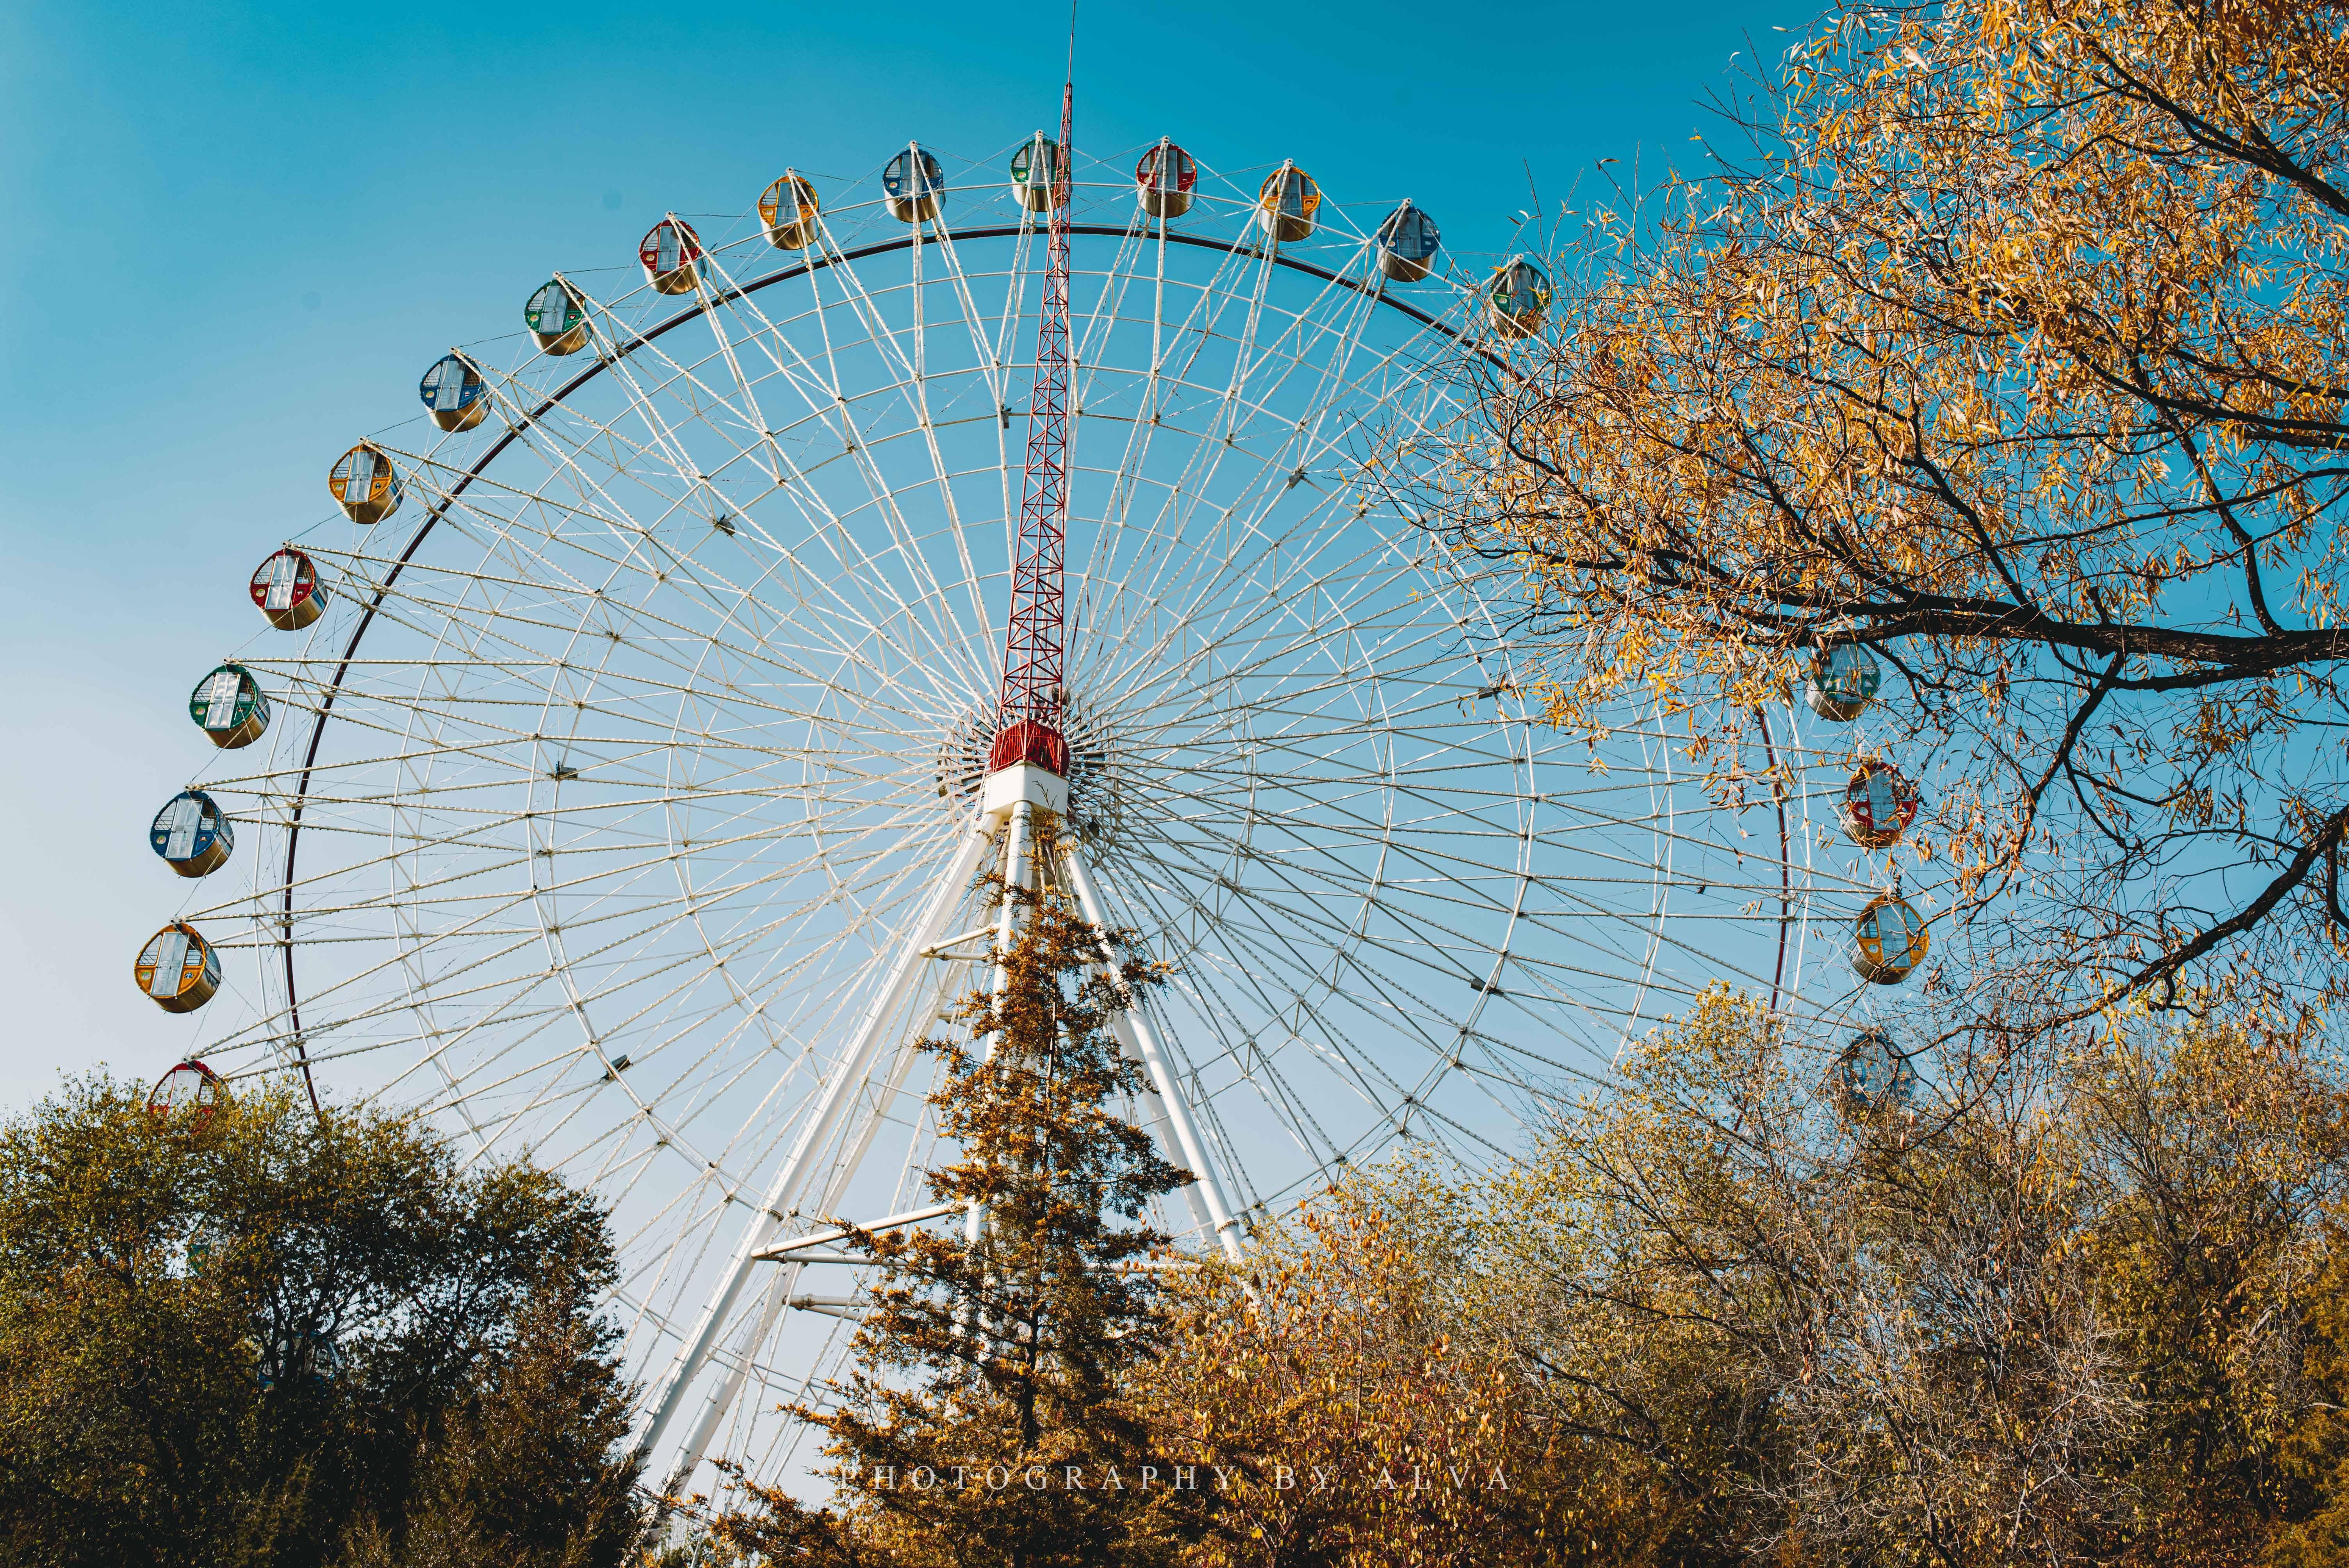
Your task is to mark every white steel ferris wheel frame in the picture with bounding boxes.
[157,139,1902,1499]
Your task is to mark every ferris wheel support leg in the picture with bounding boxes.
[1058,846,1247,1263]
[663,1013,931,1497]
[967,796,1035,1247]
[1104,1009,1221,1244]
[639,814,993,1475]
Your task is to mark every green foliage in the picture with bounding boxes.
[715,872,1203,1567]
[0,1074,645,1567]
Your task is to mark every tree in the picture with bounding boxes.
[1460,987,2349,1566]
[1434,0,2349,1028]
[715,869,1201,1567]
[0,1075,644,1568]
[1131,1168,1605,1568]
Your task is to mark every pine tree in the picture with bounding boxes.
[717,854,1209,1567]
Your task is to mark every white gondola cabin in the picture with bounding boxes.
[1135,140,1196,219]
[1853,894,1930,984]
[417,353,488,432]
[148,1058,226,1121]
[151,789,234,878]
[135,921,220,1014]
[759,172,820,249]
[1374,202,1441,282]
[1010,133,1066,212]
[190,664,269,749]
[1256,164,1321,243]
[883,145,945,223]
[329,442,401,525]
[524,279,590,355]
[1803,642,1882,722]
[1839,759,1921,849]
[250,547,324,630]
[1828,1028,1916,1120]
[1488,258,1550,339]
[640,219,703,296]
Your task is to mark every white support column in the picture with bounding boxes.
[1105,1009,1220,1242]
[663,997,934,1493]
[640,813,994,1471]
[968,797,1034,1247]
[1058,845,1247,1262]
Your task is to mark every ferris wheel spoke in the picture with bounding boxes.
[654,266,997,684]
[171,160,1838,1493]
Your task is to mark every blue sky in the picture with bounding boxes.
[0,0,1803,1107]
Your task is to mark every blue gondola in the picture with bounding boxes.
[418,353,488,433]
[883,145,945,223]
[151,789,234,878]
[1374,203,1441,282]
[1829,1028,1917,1119]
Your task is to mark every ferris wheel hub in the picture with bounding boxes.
[987,717,1069,776]
[980,756,1069,824]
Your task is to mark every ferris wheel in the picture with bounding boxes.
[130,96,1933,1497]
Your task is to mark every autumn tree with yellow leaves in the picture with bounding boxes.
[1434,0,2349,1028]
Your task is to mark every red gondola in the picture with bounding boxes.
[250,547,325,630]
[640,219,703,296]
[1135,140,1196,219]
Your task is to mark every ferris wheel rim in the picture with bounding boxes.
[269,221,1511,1092]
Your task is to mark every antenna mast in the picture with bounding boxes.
[990,75,1076,775]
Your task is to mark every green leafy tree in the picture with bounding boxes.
[716,866,1203,1567]
[0,1074,645,1567]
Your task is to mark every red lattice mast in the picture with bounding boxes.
[990,83,1075,777]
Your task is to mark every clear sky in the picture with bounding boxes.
[0,0,1805,1107]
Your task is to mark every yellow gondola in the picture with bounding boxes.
[134,922,221,1014]
[1255,164,1321,243]
[329,442,402,524]
[1853,894,1930,984]
[759,172,820,249]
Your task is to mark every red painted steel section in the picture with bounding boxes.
[993,83,1075,773]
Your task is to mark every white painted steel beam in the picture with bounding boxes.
[640,812,993,1479]
[1058,843,1246,1261]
